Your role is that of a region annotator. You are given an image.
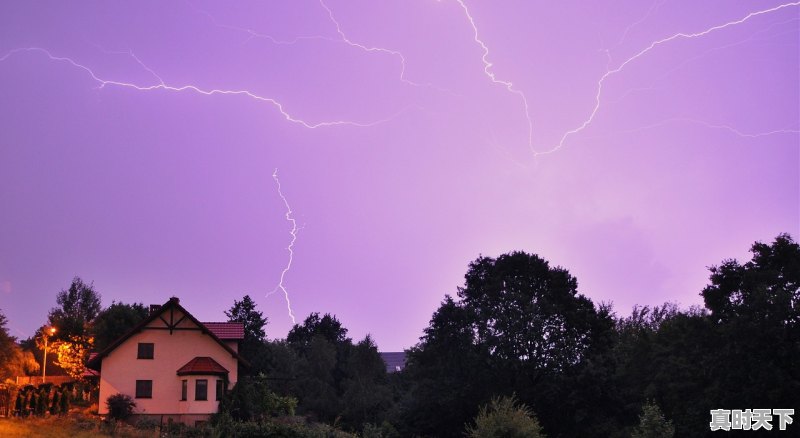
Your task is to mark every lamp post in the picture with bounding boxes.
[42,327,56,383]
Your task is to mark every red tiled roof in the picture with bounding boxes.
[202,322,245,340]
[83,353,100,377]
[176,356,229,376]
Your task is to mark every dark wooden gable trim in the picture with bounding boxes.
[86,297,250,370]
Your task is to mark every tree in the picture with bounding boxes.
[703,233,799,326]
[53,335,94,381]
[631,401,675,438]
[700,233,800,412]
[459,252,599,375]
[401,251,613,437]
[287,312,349,350]
[340,335,393,428]
[465,396,545,438]
[225,295,268,364]
[48,276,102,339]
[92,302,148,351]
[401,297,492,438]
[0,309,40,382]
[215,375,297,422]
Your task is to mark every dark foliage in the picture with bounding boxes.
[401,251,615,437]
[106,393,136,421]
[91,301,148,351]
[48,276,102,340]
[225,295,269,372]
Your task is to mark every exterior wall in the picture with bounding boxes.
[97,308,238,418]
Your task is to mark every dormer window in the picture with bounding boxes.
[137,342,154,359]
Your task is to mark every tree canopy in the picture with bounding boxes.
[0,309,39,382]
[91,301,148,351]
[287,312,350,350]
[225,295,268,361]
[47,276,102,339]
[402,251,614,437]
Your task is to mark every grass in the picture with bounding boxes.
[0,414,159,438]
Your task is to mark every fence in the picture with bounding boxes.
[15,376,74,386]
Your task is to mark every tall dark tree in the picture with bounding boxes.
[91,302,148,351]
[287,312,349,350]
[225,295,268,367]
[340,335,393,428]
[701,233,800,413]
[401,296,492,438]
[48,276,102,339]
[402,251,613,437]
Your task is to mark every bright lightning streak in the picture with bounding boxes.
[269,169,298,324]
[319,0,421,88]
[538,1,800,156]
[455,0,534,154]
[0,47,404,129]
[200,1,456,96]
[608,17,800,106]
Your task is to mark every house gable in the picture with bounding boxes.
[88,297,246,371]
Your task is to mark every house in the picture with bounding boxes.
[87,297,247,426]
[379,352,407,373]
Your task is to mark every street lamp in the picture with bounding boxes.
[42,327,56,383]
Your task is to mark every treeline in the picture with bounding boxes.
[1,233,797,437]
[220,233,800,437]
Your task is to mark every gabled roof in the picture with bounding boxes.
[177,356,229,376]
[202,322,244,340]
[87,297,249,370]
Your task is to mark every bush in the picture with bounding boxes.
[59,387,70,414]
[215,376,297,422]
[631,400,675,438]
[362,421,400,438]
[105,393,136,421]
[135,416,159,431]
[465,395,545,438]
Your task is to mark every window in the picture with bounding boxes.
[135,380,152,398]
[181,380,187,401]
[215,379,225,401]
[137,343,154,359]
[195,379,207,401]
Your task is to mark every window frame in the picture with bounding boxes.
[137,343,154,360]
[215,379,225,401]
[195,379,208,401]
[135,380,153,399]
[181,379,187,401]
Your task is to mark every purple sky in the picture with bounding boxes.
[1,1,798,351]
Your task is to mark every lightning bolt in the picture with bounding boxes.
[197,1,456,97]
[90,44,166,86]
[537,1,800,156]
[455,0,534,154]
[269,169,298,324]
[619,117,800,139]
[319,0,420,88]
[609,17,799,107]
[613,0,667,50]
[455,0,534,153]
[194,7,340,47]
[0,47,406,129]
